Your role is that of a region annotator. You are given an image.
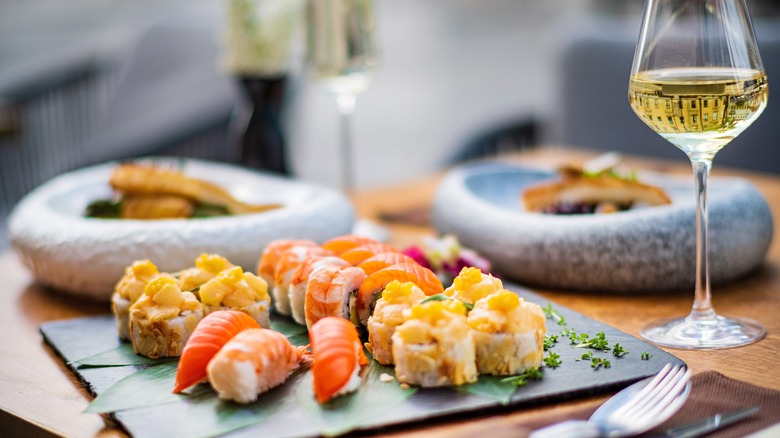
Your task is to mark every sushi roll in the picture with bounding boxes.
[256,239,317,308]
[443,266,503,305]
[198,266,271,328]
[356,262,443,326]
[338,242,398,266]
[321,234,378,255]
[366,280,426,365]
[304,265,366,329]
[289,256,350,325]
[177,253,233,293]
[128,276,205,358]
[468,290,546,375]
[173,310,260,393]
[273,245,332,316]
[357,252,418,276]
[207,328,307,404]
[111,259,163,340]
[309,317,368,403]
[392,299,478,387]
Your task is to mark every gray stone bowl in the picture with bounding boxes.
[8,159,355,300]
[433,162,773,292]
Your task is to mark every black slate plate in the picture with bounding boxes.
[40,288,684,437]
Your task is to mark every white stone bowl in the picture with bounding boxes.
[8,159,354,300]
[433,162,773,292]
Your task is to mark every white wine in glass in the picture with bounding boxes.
[305,0,380,191]
[629,0,768,349]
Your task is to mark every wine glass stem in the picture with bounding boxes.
[689,158,717,323]
[336,93,357,192]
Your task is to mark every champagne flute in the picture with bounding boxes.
[629,0,768,349]
[305,0,380,191]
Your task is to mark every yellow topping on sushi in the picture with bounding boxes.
[485,290,520,312]
[195,253,232,274]
[373,281,426,326]
[468,290,545,334]
[132,276,200,321]
[409,300,467,322]
[114,259,160,302]
[178,254,234,291]
[382,280,423,304]
[199,266,270,308]
[132,259,159,278]
[444,267,503,305]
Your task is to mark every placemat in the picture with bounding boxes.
[462,371,780,438]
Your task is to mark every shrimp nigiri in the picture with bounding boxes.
[321,235,378,256]
[289,255,350,325]
[356,262,443,326]
[207,328,307,404]
[304,265,366,329]
[173,310,260,393]
[309,317,368,403]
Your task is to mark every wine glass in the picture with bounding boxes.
[305,0,380,191]
[629,0,768,349]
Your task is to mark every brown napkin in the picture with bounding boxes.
[456,372,780,438]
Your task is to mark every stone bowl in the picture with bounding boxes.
[433,162,773,292]
[8,159,355,300]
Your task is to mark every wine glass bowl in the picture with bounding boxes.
[629,0,767,349]
[305,0,380,191]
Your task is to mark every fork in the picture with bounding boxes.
[531,364,691,438]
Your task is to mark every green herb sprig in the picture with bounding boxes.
[500,368,543,387]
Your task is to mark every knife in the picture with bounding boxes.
[660,406,760,438]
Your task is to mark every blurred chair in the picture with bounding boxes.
[446,117,538,165]
[546,18,780,174]
[82,23,239,165]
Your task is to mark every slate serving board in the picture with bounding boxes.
[40,288,685,438]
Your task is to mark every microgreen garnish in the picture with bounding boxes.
[611,343,628,357]
[640,351,652,360]
[575,332,610,351]
[543,303,566,326]
[543,334,558,350]
[543,351,562,368]
[420,294,473,310]
[500,368,543,387]
[591,357,611,369]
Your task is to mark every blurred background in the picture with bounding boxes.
[1,0,779,249]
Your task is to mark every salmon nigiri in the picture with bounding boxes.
[338,242,399,266]
[356,262,444,326]
[207,328,308,404]
[173,310,260,393]
[309,317,368,403]
[321,235,378,256]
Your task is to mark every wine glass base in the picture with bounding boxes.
[641,315,766,350]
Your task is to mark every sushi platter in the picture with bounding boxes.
[42,286,684,438]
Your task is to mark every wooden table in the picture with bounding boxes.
[2,147,779,437]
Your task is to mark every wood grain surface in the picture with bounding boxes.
[1,147,778,437]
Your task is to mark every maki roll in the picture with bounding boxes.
[289,255,350,325]
[392,300,477,387]
[198,266,271,329]
[366,280,426,365]
[356,262,443,326]
[467,290,546,375]
[112,259,163,340]
[443,267,503,305]
[129,277,205,358]
[304,265,366,329]
[177,253,233,293]
[273,245,332,316]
